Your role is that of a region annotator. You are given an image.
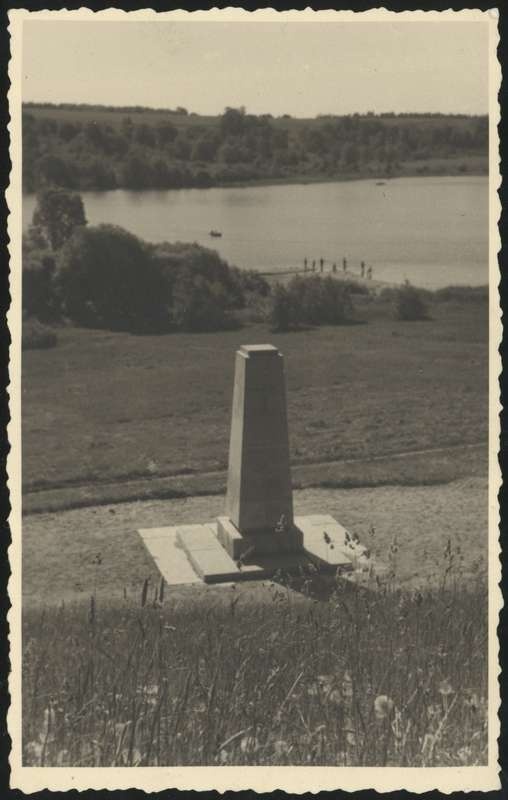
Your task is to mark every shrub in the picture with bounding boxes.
[270,283,294,331]
[56,225,169,333]
[270,275,354,331]
[22,318,58,350]
[395,285,429,321]
[171,270,237,332]
[23,251,58,321]
[230,267,271,307]
[341,279,370,296]
[153,242,245,311]
[434,285,488,304]
[295,275,353,326]
[22,228,59,321]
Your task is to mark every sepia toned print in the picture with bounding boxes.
[7,7,501,794]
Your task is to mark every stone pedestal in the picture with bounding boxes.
[220,344,302,559]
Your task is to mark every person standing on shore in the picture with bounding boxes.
[332,262,337,273]
[319,257,324,273]
[361,261,365,278]
[304,257,308,272]
[367,266,373,280]
[343,258,347,272]
[312,260,316,272]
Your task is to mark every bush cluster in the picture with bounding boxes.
[23,190,271,334]
[22,318,58,350]
[394,285,430,321]
[270,275,354,331]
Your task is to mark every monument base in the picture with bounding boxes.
[216,516,303,560]
[139,515,371,586]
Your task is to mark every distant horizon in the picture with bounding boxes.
[23,100,488,119]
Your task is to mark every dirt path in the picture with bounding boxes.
[22,442,487,515]
[22,476,487,608]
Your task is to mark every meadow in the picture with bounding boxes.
[22,297,488,500]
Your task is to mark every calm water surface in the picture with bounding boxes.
[23,176,488,289]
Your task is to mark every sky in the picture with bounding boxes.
[22,17,490,117]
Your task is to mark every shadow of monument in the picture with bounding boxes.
[268,566,374,603]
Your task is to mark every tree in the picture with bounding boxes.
[56,225,168,332]
[220,107,246,137]
[395,285,429,321]
[191,134,219,161]
[121,153,154,189]
[32,188,87,250]
[37,154,76,189]
[156,121,177,147]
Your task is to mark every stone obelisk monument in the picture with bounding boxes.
[217,344,303,560]
[140,342,371,584]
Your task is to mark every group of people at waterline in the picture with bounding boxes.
[303,257,373,280]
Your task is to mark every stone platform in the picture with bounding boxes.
[139,514,370,585]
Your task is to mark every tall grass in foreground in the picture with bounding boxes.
[23,556,487,767]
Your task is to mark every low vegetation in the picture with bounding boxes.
[22,547,487,767]
[23,103,488,193]
[394,285,430,321]
[271,275,355,331]
[22,318,58,351]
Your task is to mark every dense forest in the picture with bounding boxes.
[22,103,488,193]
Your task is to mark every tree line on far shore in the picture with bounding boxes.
[23,105,488,193]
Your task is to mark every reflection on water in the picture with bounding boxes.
[23,176,488,289]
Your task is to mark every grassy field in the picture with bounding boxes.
[22,299,488,501]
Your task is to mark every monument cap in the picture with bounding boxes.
[240,344,279,356]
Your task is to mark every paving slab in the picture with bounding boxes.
[176,523,223,551]
[175,522,244,583]
[185,547,242,584]
[138,527,201,585]
[295,515,356,570]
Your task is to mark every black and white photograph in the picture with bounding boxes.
[7,8,501,794]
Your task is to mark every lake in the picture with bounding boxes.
[23,175,488,289]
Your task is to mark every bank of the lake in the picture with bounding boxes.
[195,154,487,191]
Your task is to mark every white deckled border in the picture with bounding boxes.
[6,7,502,795]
